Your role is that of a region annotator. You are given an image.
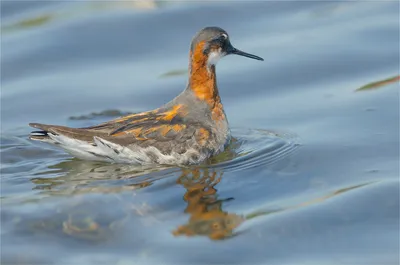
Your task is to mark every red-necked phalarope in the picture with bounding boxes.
[29,27,264,165]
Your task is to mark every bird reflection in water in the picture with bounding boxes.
[172,168,244,240]
[27,159,244,241]
[19,159,371,243]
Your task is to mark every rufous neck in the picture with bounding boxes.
[188,42,221,107]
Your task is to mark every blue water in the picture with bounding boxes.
[1,1,399,264]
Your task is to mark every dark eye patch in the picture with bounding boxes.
[203,35,228,55]
[218,35,228,43]
[209,35,226,44]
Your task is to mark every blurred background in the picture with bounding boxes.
[1,1,399,264]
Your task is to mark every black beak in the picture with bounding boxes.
[227,43,264,61]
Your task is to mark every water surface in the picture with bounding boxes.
[1,1,399,264]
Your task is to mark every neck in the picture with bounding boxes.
[187,43,221,106]
[185,42,226,122]
[189,65,220,104]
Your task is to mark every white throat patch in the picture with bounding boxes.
[207,49,225,67]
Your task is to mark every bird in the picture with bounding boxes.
[29,26,264,166]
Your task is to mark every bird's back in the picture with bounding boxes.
[29,89,230,165]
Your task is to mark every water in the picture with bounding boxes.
[1,1,399,264]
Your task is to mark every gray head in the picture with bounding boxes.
[190,27,263,66]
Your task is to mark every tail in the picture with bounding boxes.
[29,123,58,144]
[28,123,113,162]
[28,123,97,142]
[28,122,98,144]
[28,123,139,163]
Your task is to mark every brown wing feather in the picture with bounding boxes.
[82,109,160,134]
[29,104,212,153]
[81,105,187,135]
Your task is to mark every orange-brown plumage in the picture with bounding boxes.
[160,104,186,121]
[196,128,210,146]
[190,41,217,103]
[189,41,226,122]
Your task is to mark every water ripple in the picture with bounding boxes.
[209,128,301,172]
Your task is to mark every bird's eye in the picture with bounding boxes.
[217,34,228,44]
